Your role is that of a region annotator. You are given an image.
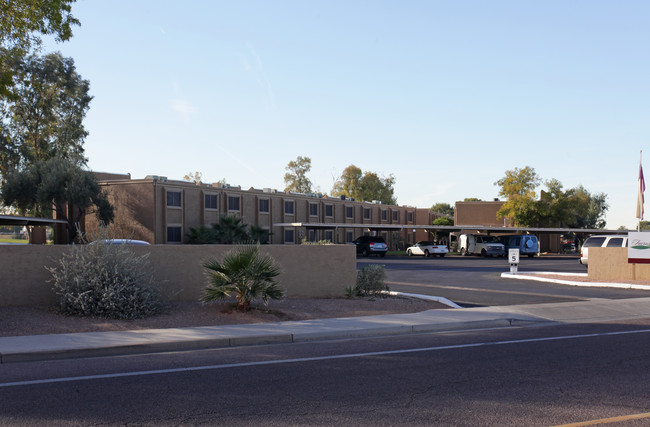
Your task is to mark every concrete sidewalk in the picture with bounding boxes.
[2,297,650,363]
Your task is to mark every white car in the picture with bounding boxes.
[580,235,627,266]
[406,241,449,258]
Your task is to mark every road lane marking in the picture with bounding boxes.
[386,281,589,300]
[553,411,650,426]
[2,328,650,388]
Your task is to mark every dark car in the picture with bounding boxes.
[353,236,388,257]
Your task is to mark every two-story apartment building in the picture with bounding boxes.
[86,174,437,248]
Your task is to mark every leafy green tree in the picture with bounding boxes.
[0,0,80,98]
[1,52,91,178]
[639,221,650,230]
[495,166,541,227]
[358,172,396,205]
[203,245,284,311]
[463,197,482,202]
[331,165,362,199]
[332,165,397,204]
[284,156,312,193]
[1,157,113,242]
[431,202,454,217]
[432,216,454,226]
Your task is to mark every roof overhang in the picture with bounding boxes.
[0,215,67,226]
[273,222,631,235]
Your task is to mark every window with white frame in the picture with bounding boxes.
[308,229,315,242]
[346,230,354,243]
[392,211,399,221]
[284,229,295,243]
[309,203,318,217]
[325,204,333,218]
[167,191,181,207]
[346,206,354,219]
[381,210,388,221]
[363,208,371,220]
[325,230,333,242]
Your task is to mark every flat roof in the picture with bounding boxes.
[273,222,631,235]
[0,215,67,226]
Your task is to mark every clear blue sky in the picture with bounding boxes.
[43,1,649,229]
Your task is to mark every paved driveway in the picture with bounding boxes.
[357,255,650,307]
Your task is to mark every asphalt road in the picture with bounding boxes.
[359,255,650,307]
[1,320,649,426]
[2,255,649,426]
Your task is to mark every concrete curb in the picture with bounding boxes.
[501,272,650,291]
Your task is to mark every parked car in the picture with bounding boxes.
[353,236,387,257]
[499,235,539,258]
[90,239,151,245]
[580,235,628,266]
[459,234,505,257]
[406,241,449,257]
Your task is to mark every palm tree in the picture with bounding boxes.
[249,225,269,244]
[212,215,249,244]
[202,245,284,311]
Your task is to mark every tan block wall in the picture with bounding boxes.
[589,247,650,281]
[0,245,356,307]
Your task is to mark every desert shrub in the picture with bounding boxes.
[48,238,160,319]
[354,264,388,297]
[203,245,284,311]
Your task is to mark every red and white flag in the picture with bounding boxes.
[637,154,645,220]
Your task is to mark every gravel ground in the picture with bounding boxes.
[0,297,448,337]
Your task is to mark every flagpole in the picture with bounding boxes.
[638,150,644,232]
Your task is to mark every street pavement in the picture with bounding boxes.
[2,275,650,363]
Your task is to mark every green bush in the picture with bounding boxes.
[354,264,388,297]
[48,238,160,319]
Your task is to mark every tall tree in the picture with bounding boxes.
[331,164,362,199]
[0,0,80,98]
[284,156,312,193]
[1,51,91,178]
[332,165,397,205]
[495,166,541,227]
[1,156,113,242]
[431,202,454,217]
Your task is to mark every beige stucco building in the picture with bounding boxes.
[87,174,438,249]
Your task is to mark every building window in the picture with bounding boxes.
[167,191,181,207]
[325,204,333,218]
[363,208,371,220]
[346,206,354,219]
[381,210,388,221]
[204,194,218,210]
[392,211,399,221]
[285,200,294,215]
[325,230,333,242]
[346,230,354,243]
[167,226,182,243]
[308,229,315,242]
[285,229,295,243]
[259,199,270,213]
[228,196,240,212]
[309,203,318,217]
[408,211,414,222]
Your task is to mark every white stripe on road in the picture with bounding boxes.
[2,328,650,388]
